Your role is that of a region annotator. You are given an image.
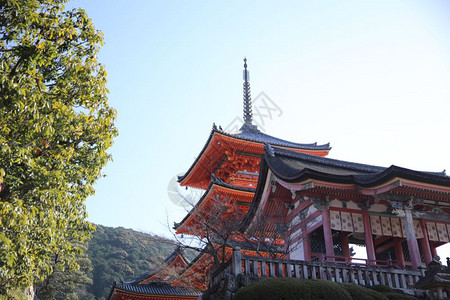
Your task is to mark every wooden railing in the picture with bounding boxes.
[222,247,425,295]
[310,253,406,270]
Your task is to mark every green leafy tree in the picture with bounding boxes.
[0,0,117,294]
[35,241,95,300]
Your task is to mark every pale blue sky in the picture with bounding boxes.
[70,0,450,256]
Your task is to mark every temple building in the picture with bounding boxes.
[109,59,450,299]
[243,145,450,270]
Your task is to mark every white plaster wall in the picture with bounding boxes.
[289,239,305,260]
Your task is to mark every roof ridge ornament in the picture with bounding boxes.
[264,143,275,157]
[243,57,253,126]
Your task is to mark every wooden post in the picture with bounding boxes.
[362,210,376,265]
[394,237,405,267]
[419,219,432,264]
[322,206,334,260]
[341,232,350,262]
[403,208,421,270]
[430,241,438,257]
[232,247,242,275]
[304,232,311,261]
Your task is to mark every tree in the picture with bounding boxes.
[35,241,95,300]
[0,0,117,294]
[169,187,292,290]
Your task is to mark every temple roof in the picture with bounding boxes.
[178,124,331,188]
[126,246,188,285]
[174,176,255,234]
[111,281,200,298]
[223,123,331,151]
[179,59,331,188]
[263,145,448,187]
[241,145,450,232]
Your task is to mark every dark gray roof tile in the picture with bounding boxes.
[115,282,200,297]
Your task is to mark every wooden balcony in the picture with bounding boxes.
[210,247,427,298]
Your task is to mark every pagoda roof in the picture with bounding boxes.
[109,281,200,299]
[126,246,189,285]
[263,145,448,187]
[178,124,331,188]
[174,176,255,234]
[222,123,331,151]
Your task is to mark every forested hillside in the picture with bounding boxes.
[35,224,177,300]
[86,225,175,299]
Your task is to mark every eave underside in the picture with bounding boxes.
[175,182,255,235]
[179,130,331,189]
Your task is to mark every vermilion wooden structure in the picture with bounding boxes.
[108,247,201,300]
[108,59,450,299]
[108,59,331,298]
[243,145,450,272]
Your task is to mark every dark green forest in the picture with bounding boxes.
[35,224,176,300]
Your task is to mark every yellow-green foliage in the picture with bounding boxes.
[0,0,117,294]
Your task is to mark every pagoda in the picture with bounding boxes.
[108,59,450,299]
[108,59,331,298]
[172,58,331,289]
[175,58,330,232]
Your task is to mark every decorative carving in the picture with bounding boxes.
[298,207,309,220]
[265,143,275,157]
[290,189,296,200]
[298,195,308,203]
[356,199,371,210]
[283,201,294,210]
[412,211,426,218]
[310,195,330,211]
[214,153,260,182]
[271,179,277,193]
[430,206,444,214]
[392,208,406,218]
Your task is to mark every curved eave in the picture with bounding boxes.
[175,180,255,234]
[110,286,200,299]
[178,127,219,189]
[173,251,212,291]
[179,126,331,189]
[275,177,450,200]
[220,125,331,151]
[240,159,271,233]
[266,158,450,202]
[265,146,386,176]
[264,146,450,188]
[138,254,189,285]
[272,164,450,190]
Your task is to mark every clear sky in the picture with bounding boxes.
[70,0,450,257]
